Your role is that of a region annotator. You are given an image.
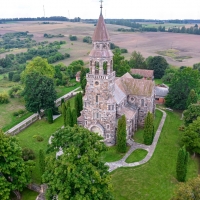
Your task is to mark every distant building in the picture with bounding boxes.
[75,71,81,82]
[130,69,154,80]
[155,84,169,104]
[78,7,155,145]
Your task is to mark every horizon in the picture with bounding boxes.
[0,0,200,20]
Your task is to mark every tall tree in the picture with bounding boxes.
[80,67,89,93]
[129,51,147,69]
[61,102,67,126]
[23,72,57,118]
[186,89,198,108]
[42,126,113,200]
[66,107,73,127]
[116,115,127,153]
[0,131,34,200]
[77,92,83,116]
[182,116,200,154]
[47,108,53,124]
[147,56,168,79]
[21,56,55,83]
[165,67,200,110]
[176,146,188,182]
[143,112,154,145]
[71,108,77,126]
[183,104,200,126]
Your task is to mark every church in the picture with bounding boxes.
[78,5,155,145]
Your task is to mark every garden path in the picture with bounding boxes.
[106,108,167,172]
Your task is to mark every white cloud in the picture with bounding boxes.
[0,0,200,19]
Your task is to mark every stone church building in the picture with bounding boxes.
[78,10,155,145]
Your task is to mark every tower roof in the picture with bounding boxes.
[92,14,110,42]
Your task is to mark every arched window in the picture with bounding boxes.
[141,99,144,107]
[95,61,99,75]
[110,60,113,72]
[103,61,107,75]
[90,60,92,66]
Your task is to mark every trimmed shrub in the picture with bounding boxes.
[47,108,53,124]
[22,147,35,161]
[0,92,9,104]
[33,135,44,142]
[69,35,77,41]
[143,112,154,145]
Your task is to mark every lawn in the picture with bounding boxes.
[125,149,148,163]
[100,146,130,163]
[133,109,163,144]
[17,97,76,184]
[111,111,199,200]
[21,188,38,200]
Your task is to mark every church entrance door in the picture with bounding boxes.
[90,125,104,137]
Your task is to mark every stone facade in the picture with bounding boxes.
[79,12,155,145]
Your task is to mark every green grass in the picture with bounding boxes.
[125,149,148,163]
[154,79,163,85]
[111,111,199,200]
[133,109,163,144]
[21,188,38,200]
[100,146,130,163]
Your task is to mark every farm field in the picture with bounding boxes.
[0,21,200,67]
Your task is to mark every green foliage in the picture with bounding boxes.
[47,108,53,124]
[8,71,14,81]
[69,35,77,41]
[83,36,92,44]
[44,33,64,38]
[80,67,89,93]
[39,149,45,176]
[23,72,57,116]
[183,104,200,126]
[0,131,33,199]
[161,68,177,83]
[129,51,147,69]
[13,109,26,117]
[71,108,77,126]
[147,56,168,78]
[110,42,119,49]
[21,57,55,83]
[120,48,128,53]
[66,107,73,127]
[61,102,67,126]
[12,73,20,82]
[193,62,200,71]
[186,89,198,108]
[65,60,84,78]
[165,67,200,110]
[22,147,35,161]
[8,85,23,98]
[143,112,154,145]
[43,126,113,200]
[176,146,189,182]
[171,176,200,200]
[131,73,143,79]
[182,116,200,154]
[0,91,9,104]
[33,135,44,142]
[116,115,127,153]
[113,49,130,77]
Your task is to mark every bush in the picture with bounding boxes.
[12,73,20,82]
[83,36,92,44]
[47,108,53,124]
[22,147,35,161]
[8,71,14,81]
[0,92,9,104]
[121,48,128,53]
[12,109,26,117]
[69,35,77,41]
[33,135,44,142]
[132,74,143,79]
[9,85,23,98]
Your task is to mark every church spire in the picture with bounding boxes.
[100,0,103,16]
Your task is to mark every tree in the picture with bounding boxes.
[147,56,168,79]
[186,89,198,108]
[116,115,127,153]
[193,62,200,71]
[143,112,154,145]
[23,72,57,118]
[165,67,200,110]
[183,104,200,126]
[47,108,53,124]
[71,108,77,126]
[176,146,188,182]
[182,116,200,154]
[39,149,45,176]
[21,56,55,83]
[66,107,73,127]
[171,176,200,200]
[129,51,147,69]
[80,67,89,93]
[0,131,34,200]
[61,102,67,126]
[77,92,83,116]
[42,126,113,200]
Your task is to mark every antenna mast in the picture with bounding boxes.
[43,5,45,18]
[100,0,103,15]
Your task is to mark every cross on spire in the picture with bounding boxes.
[100,0,103,15]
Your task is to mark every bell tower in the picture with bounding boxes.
[81,2,116,144]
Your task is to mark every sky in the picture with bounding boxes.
[0,0,200,20]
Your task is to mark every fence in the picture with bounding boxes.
[6,87,81,136]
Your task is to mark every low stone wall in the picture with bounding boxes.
[5,87,81,136]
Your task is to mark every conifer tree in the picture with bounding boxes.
[66,107,73,127]
[72,108,77,126]
[186,89,198,108]
[78,92,83,115]
[66,100,70,109]
[75,94,80,117]
[47,108,53,124]
[143,112,154,145]
[61,102,67,126]
[61,98,64,105]
[39,149,45,176]
[176,146,189,182]
[116,115,127,153]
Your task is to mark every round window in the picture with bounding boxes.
[95,81,99,86]
[131,97,134,101]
